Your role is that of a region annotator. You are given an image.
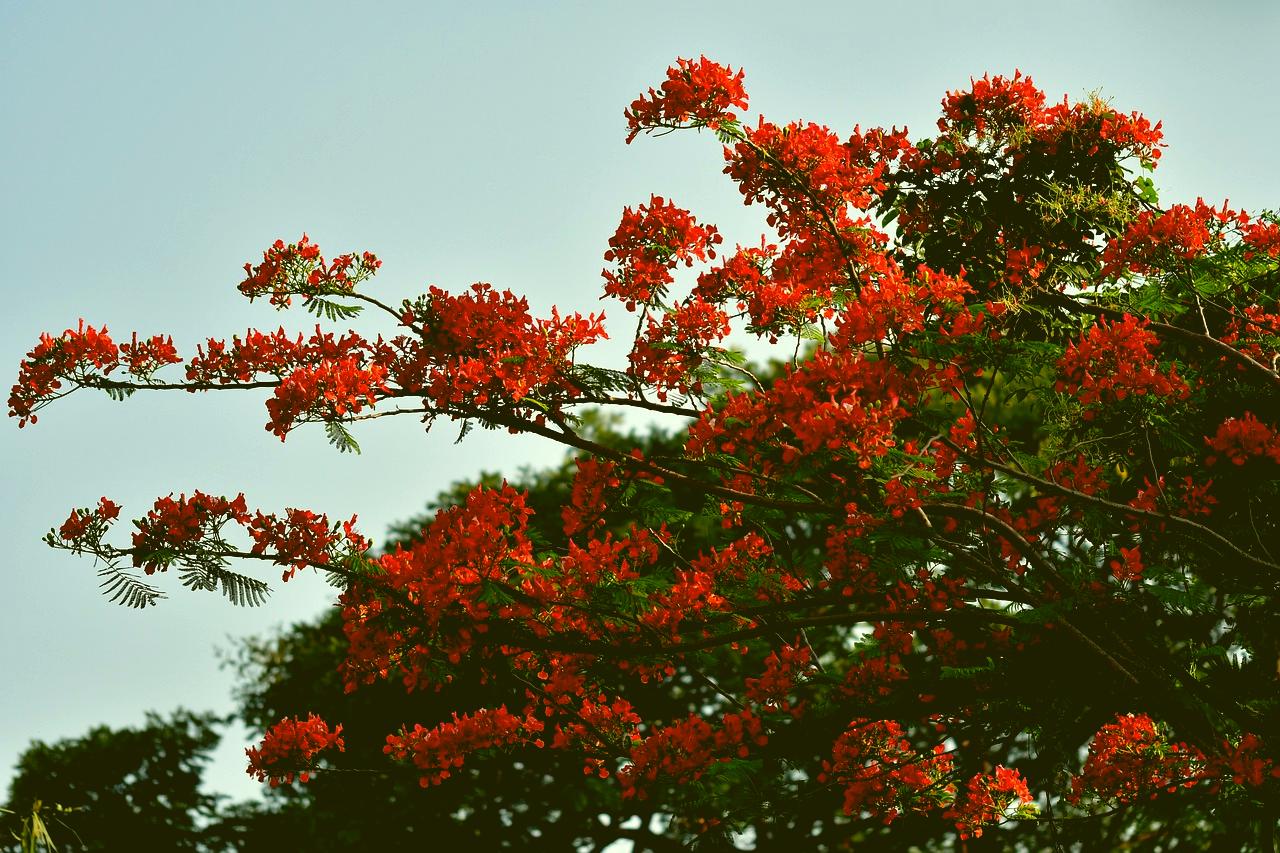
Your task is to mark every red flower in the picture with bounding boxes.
[246,714,345,786]
[946,766,1036,839]
[1056,314,1188,413]
[625,56,748,143]
[602,195,721,310]
[1071,713,1207,805]
[1205,412,1280,466]
[1109,546,1144,582]
[940,71,1046,137]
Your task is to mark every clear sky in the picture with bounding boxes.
[3,0,1278,803]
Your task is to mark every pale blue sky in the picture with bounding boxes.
[3,0,1277,801]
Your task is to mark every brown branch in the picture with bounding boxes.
[940,437,1280,578]
[572,395,702,418]
[83,376,282,392]
[527,607,1020,658]
[460,403,835,516]
[917,505,1143,687]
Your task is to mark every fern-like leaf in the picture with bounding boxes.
[178,564,271,607]
[304,297,364,322]
[97,564,165,608]
[104,386,136,402]
[569,364,635,395]
[325,420,361,454]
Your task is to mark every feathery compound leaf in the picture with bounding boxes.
[97,563,165,608]
[104,386,136,402]
[304,297,364,322]
[325,420,361,454]
[178,564,271,607]
[209,566,271,607]
[568,364,635,395]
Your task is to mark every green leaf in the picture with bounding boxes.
[104,386,135,402]
[1134,175,1159,206]
[304,297,364,322]
[178,564,271,607]
[325,420,362,454]
[97,563,165,608]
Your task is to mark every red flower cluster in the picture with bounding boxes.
[640,566,728,638]
[561,458,620,536]
[1221,304,1280,367]
[118,332,181,378]
[1205,412,1280,466]
[602,196,722,310]
[725,119,889,240]
[1102,113,1163,161]
[834,264,972,346]
[687,351,912,473]
[265,357,388,439]
[186,326,377,384]
[1109,546,1145,582]
[935,71,1163,165]
[1070,713,1206,805]
[57,497,122,544]
[340,484,535,692]
[945,766,1036,840]
[1101,199,1237,276]
[1056,314,1188,414]
[130,492,251,573]
[1002,240,1045,286]
[118,490,368,579]
[624,56,748,143]
[549,693,643,778]
[9,321,182,427]
[818,719,955,823]
[940,71,1046,137]
[1241,217,1280,259]
[187,326,394,438]
[239,234,382,308]
[383,706,543,787]
[248,509,369,581]
[1222,734,1280,787]
[246,714,345,786]
[629,297,731,398]
[744,642,815,713]
[617,710,767,799]
[401,283,605,412]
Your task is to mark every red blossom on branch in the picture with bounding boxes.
[246,714,345,786]
[945,766,1036,839]
[818,719,956,824]
[383,706,543,788]
[1205,411,1280,466]
[239,233,382,308]
[602,196,721,310]
[1070,713,1208,805]
[1056,314,1188,414]
[624,56,748,143]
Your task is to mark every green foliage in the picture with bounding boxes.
[177,564,270,608]
[322,421,360,455]
[94,563,164,609]
[303,298,363,323]
[2,712,224,853]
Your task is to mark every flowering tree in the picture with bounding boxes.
[12,57,1280,849]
